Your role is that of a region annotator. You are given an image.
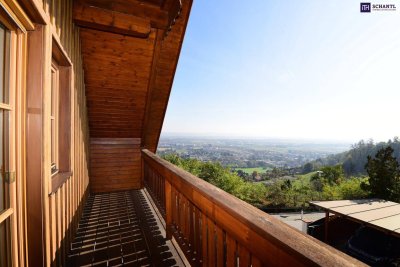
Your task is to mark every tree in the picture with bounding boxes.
[310,172,324,192]
[302,162,313,174]
[363,146,400,201]
[281,179,292,190]
[162,154,267,206]
[252,171,260,180]
[236,169,247,179]
[309,165,344,193]
[320,165,344,185]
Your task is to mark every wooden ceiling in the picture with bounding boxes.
[74,0,192,151]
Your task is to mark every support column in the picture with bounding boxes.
[324,211,329,243]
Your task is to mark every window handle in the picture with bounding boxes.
[4,172,15,183]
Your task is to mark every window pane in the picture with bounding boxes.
[51,65,59,174]
[51,119,55,164]
[0,220,11,267]
[0,23,10,104]
[0,109,9,212]
[51,70,55,116]
[0,25,4,104]
[4,29,10,104]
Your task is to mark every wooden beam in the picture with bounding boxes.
[141,0,192,152]
[0,209,13,224]
[141,29,163,146]
[50,172,72,195]
[26,24,45,267]
[15,0,47,24]
[79,0,170,29]
[74,2,151,38]
[162,0,181,22]
[3,0,35,30]
[90,138,141,145]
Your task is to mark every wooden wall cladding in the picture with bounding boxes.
[22,0,91,266]
[18,0,192,265]
[90,138,142,192]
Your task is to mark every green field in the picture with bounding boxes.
[297,171,318,181]
[291,171,318,187]
[233,167,270,174]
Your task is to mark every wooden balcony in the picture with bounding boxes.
[3,0,369,265]
[63,149,367,266]
[67,149,364,266]
[67,190,186,266]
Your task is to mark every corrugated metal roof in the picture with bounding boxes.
[310,199,400,235]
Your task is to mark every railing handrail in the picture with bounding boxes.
[142,149,365,266]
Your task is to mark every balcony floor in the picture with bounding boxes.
[67,190,184,266]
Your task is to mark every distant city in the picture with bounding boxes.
[157,135,351,168]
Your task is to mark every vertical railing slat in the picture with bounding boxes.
[216,226,224,267]
[238,244,251,267]
[207,217,216,267]
[251,256,262,267]
[189,202,195,261]
[165,179,172,239]
[195,207,202,265]
[226,235,236,267]
[201,213,208,267]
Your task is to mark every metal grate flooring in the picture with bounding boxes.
[67,190,182,267]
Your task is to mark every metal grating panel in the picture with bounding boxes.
[67,190,179,266]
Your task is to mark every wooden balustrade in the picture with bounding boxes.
[142,149,364,267]
[143,160,166,217]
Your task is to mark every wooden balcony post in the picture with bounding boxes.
[141,154,145,189]
[165,179,172,240]
[325,211,329,243]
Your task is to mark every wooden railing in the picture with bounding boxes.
[142,149,365,267]
[143,158,166,217]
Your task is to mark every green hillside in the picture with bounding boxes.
[303,137,400,176]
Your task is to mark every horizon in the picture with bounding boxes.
[160,132,355,143]
[159,132,399,146]
[161,0,400,142]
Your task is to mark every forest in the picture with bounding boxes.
[304,137,400,175]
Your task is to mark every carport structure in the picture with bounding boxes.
[310,199,400,242]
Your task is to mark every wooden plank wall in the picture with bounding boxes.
[90,138,141,193]
[23,0,90,266]
[46,0,90,265]
[80,28,154,139]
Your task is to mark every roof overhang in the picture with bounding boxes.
[74,0,193,152]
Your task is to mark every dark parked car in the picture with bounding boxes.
[346,226,400,266]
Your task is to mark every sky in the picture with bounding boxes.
[161,0,400,143]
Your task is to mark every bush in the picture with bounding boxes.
[162,153,370,209]
[162,154,267,206]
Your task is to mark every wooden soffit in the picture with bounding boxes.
[75,0,182,31]
[75,0,192,152]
